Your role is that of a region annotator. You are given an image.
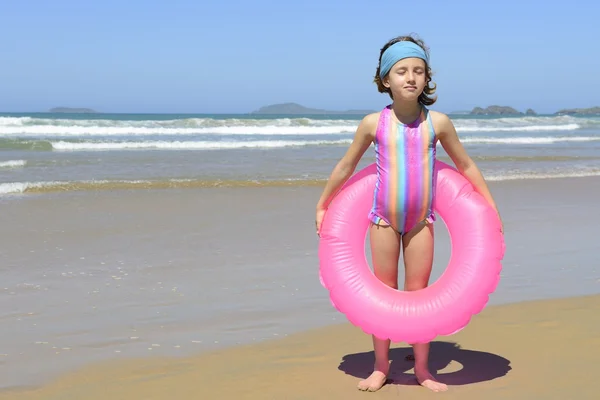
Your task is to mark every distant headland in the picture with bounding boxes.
[49,107,98,113]
[251,103,599,116]
[467,105,600,116]
[250,103,375,115]
[554,106,600,115]
[44,103,599,116]
[468,106,538,116]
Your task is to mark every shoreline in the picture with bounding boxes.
[1,293,598,399]
[1,172,600,197]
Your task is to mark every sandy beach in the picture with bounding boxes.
[0,175,599,397]
[1,294,598,399]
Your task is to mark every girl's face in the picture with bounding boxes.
[382,58,427,102]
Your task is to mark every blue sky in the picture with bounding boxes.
[1,0,598,114]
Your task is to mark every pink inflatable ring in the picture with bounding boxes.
[318,160,505,344]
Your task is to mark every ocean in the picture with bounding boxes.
[1,111,600,196]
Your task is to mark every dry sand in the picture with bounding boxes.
[1,294,598,400]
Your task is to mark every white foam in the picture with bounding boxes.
[0,160,26,168]
[0,125,358,136]
[0,182,31,194]
[0,115,597,137]
[486,170,600,181]
[2,170,600,196]
[46,135,600,151]
[460,136,600,144]
[455,124,580,132]
[50,139,352,151]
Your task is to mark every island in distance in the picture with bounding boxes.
[250,102,534,116]
[49,107,98,113]
[469,105,537,115]
[253,103,599,116]
[456,105,599,116]
[250,102,375,115]
[48,104,600,116]
[554,106,600,115]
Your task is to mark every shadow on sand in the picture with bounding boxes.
[338,341,511,387]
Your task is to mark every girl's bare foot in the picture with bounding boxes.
[357,361,389,392]
[415,367,448,392]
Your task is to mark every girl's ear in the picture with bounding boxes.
[382,76,390,88]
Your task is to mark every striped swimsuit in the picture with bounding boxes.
[368,105,437,235]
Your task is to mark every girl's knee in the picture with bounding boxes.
[372,264,399,289]
[379,278,398,290]
[404,281,428,291]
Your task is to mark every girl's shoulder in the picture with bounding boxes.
[356,111,382,141]
[363,111,382,127]
[426,109,453,139]
[427,109,450,123]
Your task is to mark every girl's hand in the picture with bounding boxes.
[315,208,327,237]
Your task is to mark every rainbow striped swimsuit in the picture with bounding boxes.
[368,105,437,235]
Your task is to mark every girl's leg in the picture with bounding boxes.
[357,222,401,392]
[402,221,448,392]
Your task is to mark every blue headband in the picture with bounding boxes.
[379,41,429,78]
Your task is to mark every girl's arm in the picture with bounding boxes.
[316,113,378,211]
[432,111,501,217]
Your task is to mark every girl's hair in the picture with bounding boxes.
[374,34,437,106]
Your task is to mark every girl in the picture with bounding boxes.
[315,35,502,393]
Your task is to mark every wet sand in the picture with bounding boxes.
[1,294,598,399]
[0,175,599,393]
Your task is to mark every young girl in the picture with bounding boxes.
[315,35,502,393]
